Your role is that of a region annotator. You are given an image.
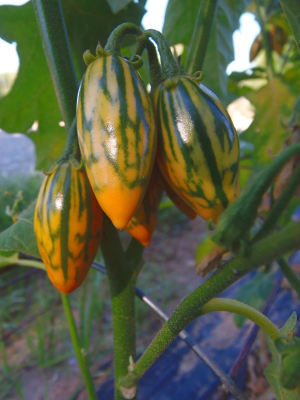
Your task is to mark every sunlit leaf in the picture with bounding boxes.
[240,78,296,169]
[163,0,251,102]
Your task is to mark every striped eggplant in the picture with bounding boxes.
[158,169,197,220]
[126,166,161,246]
[76,54,156,229]
[154,77,240,223]
[34,162,103,294]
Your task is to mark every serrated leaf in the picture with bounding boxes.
[163,0,251,102]
[234,273,273,327]
[0,201,40,258]
[240,78,297,169]
[280,312,297,336]
[280,0,300,52]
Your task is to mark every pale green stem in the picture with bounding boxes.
[61,294,98,400]
[199,298,281,340]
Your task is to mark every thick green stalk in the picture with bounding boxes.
[185,0,219,73]
[61,294,98,400]
[145,29,184,80]
[101,216,143,400]
[252,160,300,244]
[278,257,300,298]
[200,298,281,339]
[32,0,78,131]
[104,23,143,55]
[120,221,300,389]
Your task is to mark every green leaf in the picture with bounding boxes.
[275,336,300,390]
[234,273,273,327]
[280,0,300,53]
[61,0,146,75]
[0,2,66,171]
[0,0,146,171]
[240,78,297,169]
[280,312,297,336]
[0,201,40,258]
[163,0,251,102]
[264,333,300,400]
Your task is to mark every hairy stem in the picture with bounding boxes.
[278,257,300,298]
[101,216,143,400]
[186,0,219,73]
[61,294,98,400]
[120,221,300,389]
[32,0,78,131]
[200,298,281,339]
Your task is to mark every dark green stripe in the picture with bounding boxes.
[112,56,129,166]
[195,82,236,152]
[158,87,177,163]
[83,174,93,262]
[98,56,110,100]
[178,81,229,208]
[60,164,72,282]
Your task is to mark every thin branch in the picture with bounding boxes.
[92,262,246,400]
[215,271,283,400]
[278,257,300,298]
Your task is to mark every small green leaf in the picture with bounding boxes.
[264,313,300,399]
[234,273,273,327]
[275,337,300,390]
[0,201,39,258]
[280,312,297,336]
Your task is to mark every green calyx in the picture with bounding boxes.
[83,42,109,66]
[127,55,143,70]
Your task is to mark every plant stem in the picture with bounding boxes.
[215,272,283,400]
[32,0,78,131]
[61,293,98,400]
[199,298,281,339]
[15,259,45,270]
[120,220,300,389]
[101,216,143,400]
[278,257,300,298]
[185,0,219,73]
[252,160,300,244]
[256,0,274,78]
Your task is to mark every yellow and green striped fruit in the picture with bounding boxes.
[34,163,103,294]
[154,77,240,223]
[158,169,197,220]
[126,167,161,246]
[76,54,156,229]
